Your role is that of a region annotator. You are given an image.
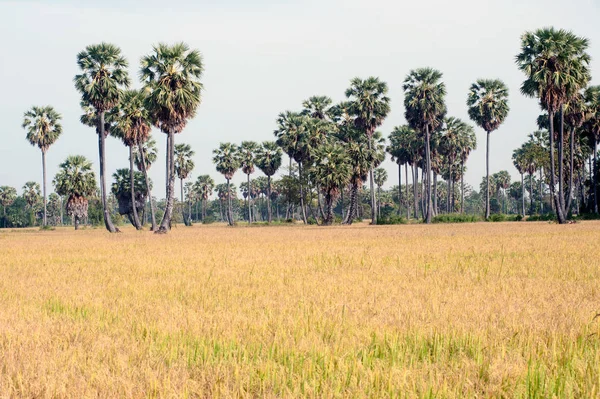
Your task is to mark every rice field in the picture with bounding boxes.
[0,222,599,398]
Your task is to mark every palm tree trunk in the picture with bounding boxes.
[420,168,425,219]
[343,183,357,225]
[432,172,438,217]
[267,175,272,223]
[41,150,47,227]
[227,178,233,226]
[219,199,224,222]
[98,111,117,233]
[129,146,142,230]
[405,165,410,220]
[566,127,575,214]
[461,160,465,214]
[397,163,402,216]
[340,189,345,220]
[157,129,176,232]
[246,174,251,224]
[324,191,334,225]
[529,173,534,215]
[548,108,566,223]
[558,105,566,216]
[594,141,598,214]
[368,137,376,225]
[377,186,381,221]
[485,130,491,220]
[425,125,433,224]
[138,142,157,231]
[298,162,308,224]
[539,169,544,214]
[412,164,418,219]
[447,176,451,214]
[521,173,525,216]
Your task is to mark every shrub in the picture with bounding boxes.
[377,215,408,225]
[432,214,481,224]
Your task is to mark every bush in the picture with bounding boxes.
[202,216,216,224]
[377,215,408,225]
[307,217,318,225]
[526,213,557,222]
[432,213,481,223]
[574,213,600,221]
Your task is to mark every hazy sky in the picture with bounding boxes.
[1,0,599,198]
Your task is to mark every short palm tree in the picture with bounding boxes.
[74,43,130,233]
[373,168,388,220]
[311,143,352,225]
[133,137,158,230]
[194,175,214,222]
[255,141,283,223]
[53,155,98,230]
[22,106,62,227]
[467,79,509,220]
[516,27,590,222]
[345,77,391,224]
[0,186,17,227]
[239,141,259,224]
[113,90,152,230]
[404,68,447,223]
[22,181,41,225]
[174,143,195,226]
[141,43,204,233]
[213,143,240,226]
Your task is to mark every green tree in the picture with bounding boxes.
[53,155,97,230]
[141,43,204,233]
[194,175,214,222]
[174,143,195,226]
[373,168,388,220]
[255,141,283,223]
[213,143,240,226]
[22,106,62,227]
[0,186,17,228]
[133,137,158,230]
[388,125,421,219]
[239,141,259,224]
[345,77,391,224]
[467,79,509,220]
[404,68,447,223]
[74,43,130,233]
[584,86,600,213]
[22,181,41,225]
[516,27,590,222]
[111,168,148,226]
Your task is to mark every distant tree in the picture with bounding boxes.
[239,141,259,224]
[213,143,240,226]
[133,137,158,230]
[174,143,195,226]
[373,168,388,220]
[111,168,148,226]
[53,155,97,230]
[0,186,17,227]
[255,141,283,222]
[194,175,214,222]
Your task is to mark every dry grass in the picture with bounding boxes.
[0,222,599,398]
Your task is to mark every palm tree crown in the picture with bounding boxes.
[467,79,509,133]
[22,106,62,152]
[174,143,195,180]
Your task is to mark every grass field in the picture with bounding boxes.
[1,222,599,398]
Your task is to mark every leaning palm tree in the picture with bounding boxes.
[194,175,214,222]
[345,77,391,224]
[53,155,98,230]
[516,27,590,222]
[404,68,447,223]
[22,106,62,227]
[255,141,283,223]
[373,168,388,220]
[467,79,509,220]
[238,141,259,224]
[0,186,17,228]
[174,143,195,226]
[141,43,204,233]
[311,143,352,225]
[113,90,152,230]
[133,137,158,230]
[74,43,130,233]
[213,143,240,226]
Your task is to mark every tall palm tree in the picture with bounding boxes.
[345,77,391,224]
[53,155,97,230]
[584,86,600,213]
[194,175,214,222]
[22,106,62,227]
[174,143,195,226]
[387,127,412,217]
[239,141,259,224]
[213,143,240,226]
[141,43,204,233]
[74,43,130,233]
[113,90,152,230]
[404,68,447,223]
[564,93,588,213]
[22,181,41,225]
[467,79,509,220]
[458,124,477,213]
[0,186,17,228]
[311,143,352,225]
[516,27,590,223]
[255,141,283,223]
[373,168,388,220]
[133,137,158,230]
[512,146,527,216]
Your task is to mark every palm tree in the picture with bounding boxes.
[239,141,259,224]
[113,90,152,230]
[255,141,283,223]
[194,175,214,222]
[133,137,158,230]
[173,143,195,226]
[373,168,388,220]
[111,168,148,226]
[22,106,62,227]
[387,127,412,217]
[302,96,333,120]
[74,43,130,233]
[345,77,391,224]
[213,143,240,226]
[388,125,421,219]
[141,43,204,233]
[458,124,477,213]
[0,186,17,228]
[404,68,447,223]
[512,146,527,216]
[22,181,41,225]
[53,155,98,230]
[467,79,509,220]
[564,93,588,213]
[584,86,600,213]
[516,27,590,223]
[311,143,352,225]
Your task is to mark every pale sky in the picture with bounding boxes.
[1,0,599,198]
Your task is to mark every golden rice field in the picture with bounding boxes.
[1,221,600,398]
